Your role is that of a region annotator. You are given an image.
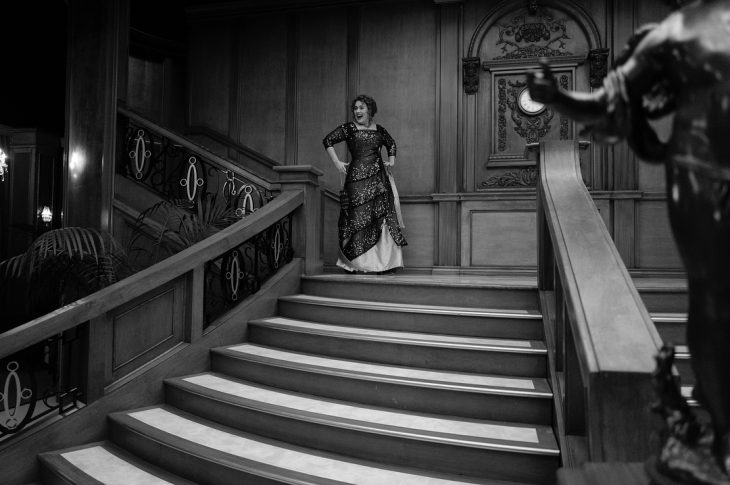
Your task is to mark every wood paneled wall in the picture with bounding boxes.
[185,0,683,275]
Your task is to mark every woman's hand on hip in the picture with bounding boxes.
[335,160,349,174]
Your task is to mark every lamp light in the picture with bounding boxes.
[0,149,8,181]
[40,206,53,224]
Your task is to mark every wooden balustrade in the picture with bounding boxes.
[0,183,315,450]
[119,106,277,192]
[536,140,663,465]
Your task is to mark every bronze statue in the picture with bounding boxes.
[528,0,730,482]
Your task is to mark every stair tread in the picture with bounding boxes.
[112,406,531,484]
[39,441,195,485]
[217,343,553,396]
[674,345,690,355]
[167,372,558,454]
[303,273,537,289]
[251,317,546,352]
[650,313,688,322]
[280,294,542,318]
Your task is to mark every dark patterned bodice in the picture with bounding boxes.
[322,122,406,260]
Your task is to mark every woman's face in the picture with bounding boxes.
[353,101,370,124]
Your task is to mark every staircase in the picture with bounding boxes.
[39,274,560,484]
[636,278,695,408]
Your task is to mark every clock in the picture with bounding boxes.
[517,88,545,115]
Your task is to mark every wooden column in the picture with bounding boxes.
[274,165,323,275]
[64,0,128,231]
[435,0,463,267]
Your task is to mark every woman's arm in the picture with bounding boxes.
[379,126,397,167]
[323,125,349,174]
[326,146,348,174]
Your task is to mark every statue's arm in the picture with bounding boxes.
[527,61,609,123]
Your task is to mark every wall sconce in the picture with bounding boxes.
[0,149,8,181]
[40,206,53,225]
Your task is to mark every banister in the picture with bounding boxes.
[0,189,303,360]
[185,124,279,170]
[537,140,662,461]
[540,140,662,373]
[118,106,277,191]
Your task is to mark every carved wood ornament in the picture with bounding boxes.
[482,167,538,188]
[588,48,610,88]
[498,78,554,149]
[463,57,481,95]
[494,2,573,60]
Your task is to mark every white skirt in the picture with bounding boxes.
[336,222,403,273]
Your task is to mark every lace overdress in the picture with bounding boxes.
[323,122,407,272]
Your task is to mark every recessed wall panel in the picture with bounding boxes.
[465,208,537,267]
[296,9,348,191]
[188,19,232,133]
[359,2,436,195]
[237,15,287,162]
[636,201,682,269]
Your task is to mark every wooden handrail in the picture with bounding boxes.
[185,124,279,169]
[118,106,277,191]
[0,190,303,360]
[540,140,662,374]
[537,140,662,461]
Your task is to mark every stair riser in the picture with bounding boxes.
[210,354,552,424]
[38,466,79,485]
[675,357,694,385]
[165,386,558,484]
[640,291,688,313]
[109,419,321,485]
[654,320,686,346]
[302,279,539,310]
[248,326,546,377]
[278,301,543,340]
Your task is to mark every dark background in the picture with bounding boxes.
[1,1,67,136]
[0,0,186,137]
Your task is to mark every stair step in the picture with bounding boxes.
[302,274,539,310]
[248,317,546,376]
[212,344,552,424]
[38,441,195,485]
[163,376,559,483]
[635,278,687,313]
[110,405,537,484]
[674,345,694,385]
[278,294,543,340]
[651,313,687,346]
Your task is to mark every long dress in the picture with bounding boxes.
[322,122,407,272]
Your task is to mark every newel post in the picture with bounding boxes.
[274,165,324,275]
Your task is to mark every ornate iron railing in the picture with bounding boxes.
[0,331,83,442]
[205,214,293,325]
[118,108,275,217]
[0,190,305,454]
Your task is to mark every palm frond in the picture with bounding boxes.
[126,193,240,268]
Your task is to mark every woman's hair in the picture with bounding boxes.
[351,95,377,118]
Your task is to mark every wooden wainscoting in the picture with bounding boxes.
[461,197,537,271]
[109,278,186,383]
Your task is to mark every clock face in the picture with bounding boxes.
[518,88,545,115]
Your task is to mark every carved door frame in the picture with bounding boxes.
[462,0,605,192]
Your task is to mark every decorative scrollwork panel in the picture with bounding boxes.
[118,114,274,216]
[0,333,83,442]
[204,214,293,326]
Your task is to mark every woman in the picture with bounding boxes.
[323,95,407,274]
